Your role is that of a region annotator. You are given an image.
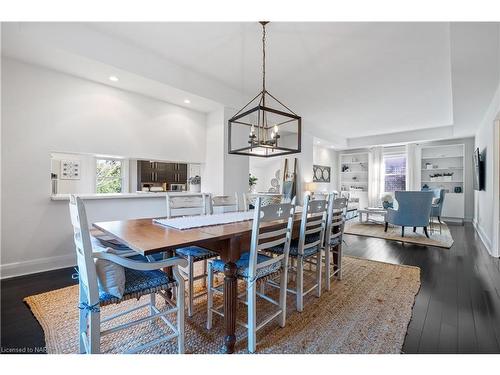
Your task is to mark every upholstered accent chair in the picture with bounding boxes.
[422,188,446,223]
[69,195,186,354]
[206,197,296,353]
[384,191,434,238]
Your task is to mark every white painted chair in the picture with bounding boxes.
[267,193,327,312]
[165,192,218,317]
[209,193,239,214]
[324,195,347,290]
[311,192,329,201]
[243,193,283,211]
[206,197,296,353]
[69,195,186,354]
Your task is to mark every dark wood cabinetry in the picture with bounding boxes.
[137,160,188,189]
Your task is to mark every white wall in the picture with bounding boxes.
[202,106,249,197]
[473,25,500,258]
[474,82,500,257]
[248,131,314,204]
[50,152,97,194]
[313,145,337,192]
[222,107,249,197]
[202,109,225,194]
[1,58,209,277]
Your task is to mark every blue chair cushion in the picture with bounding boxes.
[92,235,132,252]
[329,236,342,247]
[99,268,174,305]
[175,246,218,260]
[268,234,321,258]
[210,252,281,280]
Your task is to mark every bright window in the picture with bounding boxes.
[96,159,123,193]
[384,155,406,192]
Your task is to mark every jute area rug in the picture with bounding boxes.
[24,256,420,354]
[345,221,453,249]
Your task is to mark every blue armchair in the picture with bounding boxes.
[385,191,434,238]
[422,188,446,223]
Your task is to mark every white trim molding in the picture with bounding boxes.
[0,253,76,280]
[473,219,495,257]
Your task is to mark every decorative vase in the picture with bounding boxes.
[249,185,256,193]
[382,201,393,209]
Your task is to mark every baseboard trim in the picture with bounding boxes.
[0,253,76,280]
[473,219,494,256]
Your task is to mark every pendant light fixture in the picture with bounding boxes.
[228,21,302,157]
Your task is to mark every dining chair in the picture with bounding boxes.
[311,192,328,201]
[209,193,239,214]
[268,193,327,312]
[206,197,296,353]
[324,195,347,290]
[165,192,218,317]
[69,195,186,354]
[243,193,282,211]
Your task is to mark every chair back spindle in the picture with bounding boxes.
[297,194,328,256]
[69,195,100,305]
[209,193,239,214]
[326,195,348,247]
[166,193,209,218]
[243,193,283,212]
[247,197,296,281]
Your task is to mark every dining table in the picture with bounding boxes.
[93,211,307,354]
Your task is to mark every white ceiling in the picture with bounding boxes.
[2,22,499,147]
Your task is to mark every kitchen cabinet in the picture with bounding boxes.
[137,160,188,187]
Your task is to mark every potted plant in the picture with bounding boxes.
[380,193,394,209]
[249,174,258,193]
[188,175,201,192]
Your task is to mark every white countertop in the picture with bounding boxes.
[50,191,202,201]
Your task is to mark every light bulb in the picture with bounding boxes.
[274,124,278,133]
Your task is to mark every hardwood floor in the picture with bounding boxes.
[1,223,499,354]
[344,223,500,353]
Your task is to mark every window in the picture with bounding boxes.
[384,155,406,192]
[96,159,123,193]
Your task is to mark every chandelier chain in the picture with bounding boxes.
[262,22,266,93]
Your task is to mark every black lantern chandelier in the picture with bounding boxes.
[228,21,302,157]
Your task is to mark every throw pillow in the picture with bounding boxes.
[94,247,126,299]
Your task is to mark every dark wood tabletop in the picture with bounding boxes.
[93,213,303,353]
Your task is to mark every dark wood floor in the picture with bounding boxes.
[1,223,499,354]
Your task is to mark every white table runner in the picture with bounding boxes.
[154,211,255,230]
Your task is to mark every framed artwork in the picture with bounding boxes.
[60,160,81,180]
[313,165,331,183]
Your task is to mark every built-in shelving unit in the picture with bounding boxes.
[419,144,465,222]
[340,152,369,209]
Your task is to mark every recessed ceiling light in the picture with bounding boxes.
[183,99,191,104]
[109,76,119,82]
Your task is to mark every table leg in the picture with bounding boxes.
[163,249,175,299]
[359,212,363,223]
[223,261,237,353]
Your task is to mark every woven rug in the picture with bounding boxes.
[345,221,453,249]
[24,256,420,354]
